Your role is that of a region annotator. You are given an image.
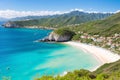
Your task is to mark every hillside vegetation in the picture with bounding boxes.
[70,12,120,54]
[34,60,120,80]
[54,28,75,36]
[13,11,112,28]
[70,12,120,36]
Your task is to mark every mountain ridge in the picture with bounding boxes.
[10,10,113,21]
[70,12,120,36]
[4,10,113,28]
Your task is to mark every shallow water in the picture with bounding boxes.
[0,23,99,80]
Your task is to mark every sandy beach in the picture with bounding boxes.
[64,41,120,71]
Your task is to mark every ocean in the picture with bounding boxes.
[0,22,99,80]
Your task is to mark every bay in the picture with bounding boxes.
[0,22,99,80]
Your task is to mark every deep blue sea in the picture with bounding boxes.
[0,22,99,80]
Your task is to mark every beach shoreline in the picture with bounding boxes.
[63,41,120,71]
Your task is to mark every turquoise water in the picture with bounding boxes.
[0,22,99,80]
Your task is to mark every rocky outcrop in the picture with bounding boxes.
[40,29,74,42]
[48,32,72,42]
[3,21,20,28]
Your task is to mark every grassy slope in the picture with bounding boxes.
[94,60,120,74]
[70,12,120,36]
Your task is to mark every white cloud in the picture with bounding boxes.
[0,9,118,19]
[115,10,120,13]
[0,9,64,19]
[70,8,84,12]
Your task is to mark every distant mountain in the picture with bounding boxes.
[10,15,59,21]
[9,11,113,27]
[70,12,120,36]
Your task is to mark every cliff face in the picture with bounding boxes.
[48,32,72,42]
[3,21,19,28]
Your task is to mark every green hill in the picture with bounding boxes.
[12,11,112,28]
[70,12,120,54]
[70,12,120,36]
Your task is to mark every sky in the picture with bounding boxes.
[0,0,120,18]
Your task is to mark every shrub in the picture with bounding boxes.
[54,27,75,36]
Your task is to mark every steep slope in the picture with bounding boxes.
[70,12,120,36]
[94,59,120,74]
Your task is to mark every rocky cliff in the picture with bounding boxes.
[48,32,73,42]
[40,28,75,42]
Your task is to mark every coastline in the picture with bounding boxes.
[24,26,55,30]
[63,41,120,71]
